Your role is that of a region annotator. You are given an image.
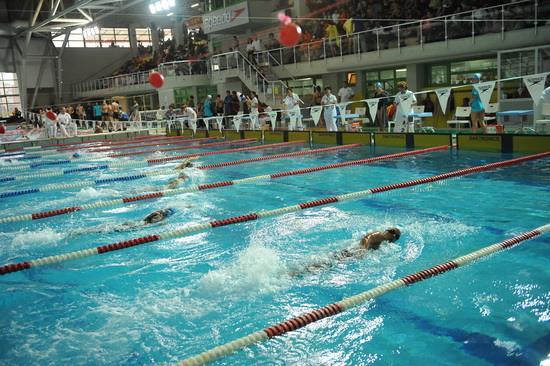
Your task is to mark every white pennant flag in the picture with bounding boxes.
[233,115,242,132]
[365,99,379,124]
[203,118,209,131]
[310,106,323,126]
[268,111,278,131]
[435,88,452,113]
[523,73,549,105]
[473,81,496,108]
[337,102,349,123]
[215,116,224,132]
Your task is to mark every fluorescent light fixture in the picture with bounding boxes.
[149,3,156,13]
[167,12,174,16]
[191,2,199,7]
[161,0,170,10]
[169,0,176,7]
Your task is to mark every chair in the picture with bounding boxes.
[447,107,472,130]
[535,102,550,134]
[484,103,499,124]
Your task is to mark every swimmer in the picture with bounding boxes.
[175,157,197,170]
[292,227,401,276]
[166,172,188,189]
[69,208,176,237]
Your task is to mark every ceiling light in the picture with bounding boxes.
[168,0,176,7]
[161,0,170,10]
[149,4,156,13]
[191,3,199,7]
[167,12,174,16]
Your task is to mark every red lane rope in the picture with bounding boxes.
[146,140,306,164]
[85,137,215,153]
[197,144,362,169]
[56,135,198,152]
[108,138,258,158]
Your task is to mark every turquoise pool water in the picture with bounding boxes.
[0,140,549,365]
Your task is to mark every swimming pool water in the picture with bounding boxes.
[0,141,549,365]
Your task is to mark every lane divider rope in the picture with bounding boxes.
[106,138,259,158]
[12,137,215,160]
[0,152,546,274]
[1,134,175,155]
[177,224,550,366]
[0,145,441,222]
[0,138,265,173]
[0,168,178,198]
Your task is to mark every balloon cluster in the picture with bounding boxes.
[278,13,302,47]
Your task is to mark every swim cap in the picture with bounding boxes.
[375,82,383,89]
[473,73,481,81]
[73,152,81,158]
[164,208,176,217]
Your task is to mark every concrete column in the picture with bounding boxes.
[150,23,160,53]
[174,19,184,47]
[129,24,138,50]
[406,63,425,92]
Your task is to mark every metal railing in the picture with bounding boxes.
[209,50,289,105]
[71,0,545,95]
[253,0,542,66]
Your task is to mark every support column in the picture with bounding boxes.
[151,22,160,53]
[174,18,184,47]
[129,24,138,51]
[406,63,425,92]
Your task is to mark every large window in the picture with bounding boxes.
[0,73,21,118]
[365,68,407,97]
[427,58,497,86]
[136,28,152,47]
[52,27,130,48]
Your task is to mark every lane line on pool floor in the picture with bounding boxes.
[0,145,442,221]
[177,223,550,366]
[0,138,260,172]
[0,144,358,184]
[0,151,546,275]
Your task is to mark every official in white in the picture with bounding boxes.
[534,85,550,124]
[393,81,417,133]
[57,107,72,137]
[283,88,304,130]
[181,104,197,130]
[321,87,338,131]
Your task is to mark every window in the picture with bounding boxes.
[286,77,322,96]
[0,73,21,118]
[52,27,130,48]
[364,68,407,97]
[427,57,497,86]
[500,50,536,99]
[136,28,152,47]
[174,87,194,106]
[197,85,218,102]
[99,28,130,48]
[162,28,173,42]
[538,47,550,76]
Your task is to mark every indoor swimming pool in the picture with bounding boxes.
[0,135,548,365]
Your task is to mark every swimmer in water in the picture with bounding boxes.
[292,227,401,275]
[175,157,196,170]
[166,173,188,189]
[69,208,176,236]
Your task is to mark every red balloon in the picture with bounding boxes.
[279,23,302,47]
[46,111,57,120]
[149,72,165,89]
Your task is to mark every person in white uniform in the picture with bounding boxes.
[250,92,260,129]
[393,81,417,133]
[181,104,197,129]
[321,87,338,131]
[283,88,304,130]
[337,82,354,103]
[57,107,72,137]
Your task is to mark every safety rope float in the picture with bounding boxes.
[0,144,357,184]
[0,138,275,172]
[178,224,550,366]
[0,145,442,222]
[0,152,546,275]
[0,168,180,199]
[5,137,216,161]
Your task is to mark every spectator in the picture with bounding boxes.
[203,95,214,118]
[130,99,140,121]
[57,106,71,137]
[93,102,102,121]
[112,99,120,121]
[283,87,304,130]
[224,90,233,126]
[165,104,177,120]
[337,81,354,103]
[86,103,94,121]
[181,104,197,128]
[470,73,486,133]
[250,92,259,115]
[231,91,240,115]
[0,122,6,134]
[373,82,389,130]
[246,38,255,62]
[188,95,195,108]
[215,94,224,116]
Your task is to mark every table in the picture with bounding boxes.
[496,110,534,133]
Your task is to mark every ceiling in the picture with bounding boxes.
[1,0,203,38]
